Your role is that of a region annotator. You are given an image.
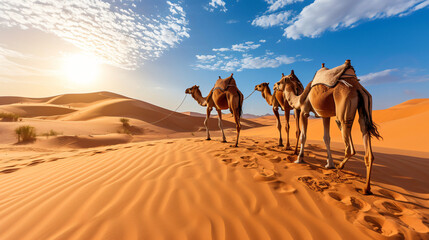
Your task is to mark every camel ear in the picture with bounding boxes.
[322,63,325,68]
[291,70,294,75]
[219,76,221,79]
[266,82,269,85]
[282,73,284,77]
[230,73,233,77]
[197,85,199,88]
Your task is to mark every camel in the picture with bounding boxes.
[274,60,382,195]
[254,82,303,154]
[185,73,244,147]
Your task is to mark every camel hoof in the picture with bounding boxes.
[363,189,373,195]
[293,151,298,155]
[325,164,335,169]
[221,140,227,143]
[294,159,305,164]
[278,144,284,147]
[230,144,238,148]
[206,138,211,141]
[285,146,292,150]
[337,163,345,170]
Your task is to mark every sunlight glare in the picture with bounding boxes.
[63,54,99,85]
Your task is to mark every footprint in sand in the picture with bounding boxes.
[1,168,19,174]
[269,181,297,194]
[246,147,256,151]
[243,162,258,169]
[254,168,277,182]
[377,189,408,201]
[297,176,330,192]
[165,142,174,144]
[221,158,232,164]
[373,200,405,216]
[355,214,406,239]
[240,155,253,162]
[270,156,282,163]
[256,152,267,156]
[326,192,371,212]
[146,144,156,147]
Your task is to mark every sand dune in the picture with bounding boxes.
[0,92,428,239]
[0,138,427,239]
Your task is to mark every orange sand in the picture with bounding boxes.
[0,92,428,239]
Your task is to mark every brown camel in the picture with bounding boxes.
[185,74,244,147]
[274,60,382,195]
[254,82,303,154]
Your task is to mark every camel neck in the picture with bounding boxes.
[262,87,273,106]
[284,88,301,110]
[191,91,207,106]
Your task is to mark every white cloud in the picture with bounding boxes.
[359,68,429,85]
[207,0,227,12]
[252,11,292,28]
[194,52,308,72]
[360,69,399,83]
[213,48,230,52]
[284,0,429,39]
[0,0,190,70]
[265,0,304,12]
[196,54,217,62]
[231,42,261,52]
[194,39,310,72]
[0,45,58,77]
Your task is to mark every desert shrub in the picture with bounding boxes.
[0,112,20,122]
[15,125,36,142]
[120,118,130,127]
[41,129,62,138]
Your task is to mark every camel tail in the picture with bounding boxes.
[358,85,382,140]
[238,91,243,118]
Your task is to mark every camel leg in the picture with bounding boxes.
[337,120,355,169]
[273,108,283,147]
[284,109,291,150]
[205,107,212,140]
[295,112,307,163]
[293,109,301,155]
[217,109,227,143]
[323,117,335,169]
[232,110,241,147]
[357,111,375,195]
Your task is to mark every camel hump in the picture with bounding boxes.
[214,75,237,90]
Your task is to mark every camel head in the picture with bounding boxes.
[254,82,269,91]
[185,85,200,95]
[274,70,299,93]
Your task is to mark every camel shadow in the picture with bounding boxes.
[301,144,429,195]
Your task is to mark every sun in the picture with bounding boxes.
[62,54,99,85]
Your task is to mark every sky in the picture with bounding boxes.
[0,0,428,115]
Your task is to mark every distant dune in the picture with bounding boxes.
[0,92,428,240]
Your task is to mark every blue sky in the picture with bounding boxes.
[0,0,428,115]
